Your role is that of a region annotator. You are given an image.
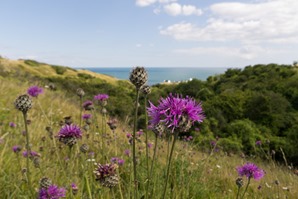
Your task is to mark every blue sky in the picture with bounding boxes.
[0,0,297,68]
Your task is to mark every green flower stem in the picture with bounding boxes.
[22,112,33,196]
[144,96,149,199]
[236,187,241,199]
[79,96,83,128]
[132,89,140,199]
[148,135,158,199]
[162,132,178,199]
[241,177,251,199]
[117,169,124,199]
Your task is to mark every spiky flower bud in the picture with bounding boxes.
[236,178,243,188]
[40,177,52,189]
[153,123,164,137]
[60,137,77,147]
[76,88,85,97]
[141,85,151,95]
[14,94,32,113]
[129,66,148,89]
[94,163,119,188]
[33,157,41,168]
[80,144,89,153]
[64,116,73,125]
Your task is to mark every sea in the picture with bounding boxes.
[84,67,229,85]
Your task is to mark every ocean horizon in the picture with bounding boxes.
[83,67,229,85]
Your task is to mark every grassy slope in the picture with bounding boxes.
[0,60,297,198]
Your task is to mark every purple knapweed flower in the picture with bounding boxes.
[12,145,22,153]
[94,94,109,101]
[38,184,66,199]
[237,162,265,180]
[147,94,204,133]
[126,133,132,139]
[9,122,16,128]
[27,86,43,97]
[82,100,94,110]
[117,159,125,166]
[57,124,83,139]
[111,157,118,164]
[71,183,78,195]
[210,140,217,147]
[256,140,262,146]
[148,143,153,149]
[94,163,119,187]
[137,130,143,137]
[22,150,40,158]
[124,149,130,156]
[82,114,92,119]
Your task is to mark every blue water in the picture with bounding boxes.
[84,67,228,85]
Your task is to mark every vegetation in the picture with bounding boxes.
[0,57,297,198]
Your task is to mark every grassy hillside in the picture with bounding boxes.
[0,58,297,198]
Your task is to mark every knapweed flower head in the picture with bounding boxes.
[124,149,130,156]
[237,162,265,180]
[147,94,205,133]
[210,140,217,147]
[57,124,83,147]
[107,118,117,130]
[83,100,94,110]
[94,163,119,187]
[256,140,262,146]
[12,145,22,153]
[94,94,109,101]
[137,130,143,137]
[38,184,66,199]
[9,122,16,128]
[71,183,78,195]
[129,66,148,89]
[22,150,40,158]
[27,86,43,97]
[14,94,32,113]
[82,114,92,120]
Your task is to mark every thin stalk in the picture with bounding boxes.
[148,135,158,199]
[162,132,178,199]
[241,177,251,199]
[144,96,149,199]
[132,89,140,199]
[37,98,50,125]
[236,187,241,199]
[85,175,93,199]
[23,112,32,196]
[117,169,124,199]
[79,96,83,128]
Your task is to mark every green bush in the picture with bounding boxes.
[51,65,67,75]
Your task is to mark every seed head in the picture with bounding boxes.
[236,178,243,188]
[129,66,148,89]
[14,94,32,113]
[80,144,89,153]
[40,177,52,189]
[76,88,85,97]
[141,85,151,95]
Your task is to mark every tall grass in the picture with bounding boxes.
[0,77,297,198]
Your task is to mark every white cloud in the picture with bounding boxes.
[164,3,181,16]
[161,0,298,43]
[182,5,203,16]
[136,0,177,7]
[163,3,203,16]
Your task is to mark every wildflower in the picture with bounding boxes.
[94,94,109,101]
[147,94,204,133]
[237,162,265,180]
[80,144,89,153]
[124,149,130,156]
[57,124,83,147]
[82,114,92,120]
[137,130,143,137]
[27,86,43,97]
[129,66,148,89]
[9,122,16,128]
[39,177,52,189]
[111,157,118,164]
[76,88,85,97]
[256,140,262,146]
[38,184,66,199]
[236,178,243,188]
[210,140,217,147]
[107,118,117,130]
[71,183,78,195]
[126,133,132,139]
[148,143,153,149]
[22,150,40,158]
[82,100,94,110]
[12,145,22,153]
[14,94,32,113]
[94,163,119,187]
[141,85,151,95]
[117,159,125,166]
